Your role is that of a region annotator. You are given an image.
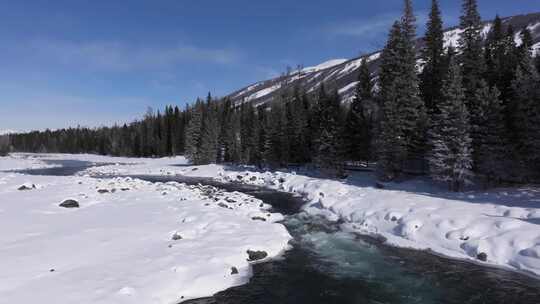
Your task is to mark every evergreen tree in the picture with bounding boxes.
[428,58,474,191]
[420,0,445,114]
[378,21,408,179]
[397,0,427,160]
[199,101,220,164]
[512,51,540,177]
[535,54,540,74]
[471,82,507,184]
[287,87,310,163]
[263,101,286,167]
[401,0,416,43]
[315,85,343,175]
[484,15,505,89]
[458,0,485,110]
[519,27,533,51]
[343,58,373,161]
[377,1,427,178]
[185,100,204,164]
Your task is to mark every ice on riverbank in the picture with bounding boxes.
[0,155,291,304]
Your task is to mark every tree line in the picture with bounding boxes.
[6,0,540,190]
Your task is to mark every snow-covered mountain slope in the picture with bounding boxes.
[228,12,540,106]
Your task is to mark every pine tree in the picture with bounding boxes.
[397,0,427,161]
[185,100,203,164]
[471,81,507,184]
[378,21,408,179]
[512,51,540,177]
[315,85,343,175]
[535,54,540,74]
[458,0,485,109]
[428,58,474,191]
[288,87,310,164]
[484,15,505,89]
[263,101,286,168]
[343,58,373,162]
[420,0,445,114]
[199,101,220,164]
[401,0,416,43]
[377,1,427,178]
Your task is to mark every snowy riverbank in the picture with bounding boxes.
[0,154,291,303]
[76,154,540,278]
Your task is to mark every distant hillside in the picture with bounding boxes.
[227,12,540,107]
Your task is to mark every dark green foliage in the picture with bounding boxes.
[378,22,408,179]
[427,58,473,191]
[420,0,445,114]
[377,1,427,179]
[511,52,540,177]
[470,82,508,183]
[185,100,204,164]
[287,87,311,164]
[199,102,220,164]
[458,0,485,108]
[315,85,343,175]
[343,58,374,161]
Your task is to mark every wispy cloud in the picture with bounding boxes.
[323,11,429,39]
[24,39,242,71]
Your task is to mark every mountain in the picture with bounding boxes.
[227,12,540,107]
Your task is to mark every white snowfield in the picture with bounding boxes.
[81,156,540,279]
[0,154,291,304]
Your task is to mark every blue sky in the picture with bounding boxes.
[0,0,538,131]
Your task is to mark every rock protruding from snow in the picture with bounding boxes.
[247,250,268,262]
[171,232,183,240]
[18,183,36,191]
[59,199,80,208]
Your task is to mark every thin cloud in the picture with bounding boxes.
[323,11,429,39]
[25,39,242,71]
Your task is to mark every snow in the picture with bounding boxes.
[481,23,493,38]
[443,28,464,49]
[82,157,540,278]
[5,152,540,302]
[302,59,347,73]
[0,154,58,171]
[232,82,263,99]
[338,81,359,95]
[367,52,381,62]
[533,42,540,57]
[0,129,16,135]
[244,83,281,102]
[338,58,363,76]
[443,23,493,49]
[0,154,291,303]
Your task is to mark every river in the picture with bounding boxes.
[17,160,540,304]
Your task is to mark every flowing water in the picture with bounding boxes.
[16,161,540,304]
